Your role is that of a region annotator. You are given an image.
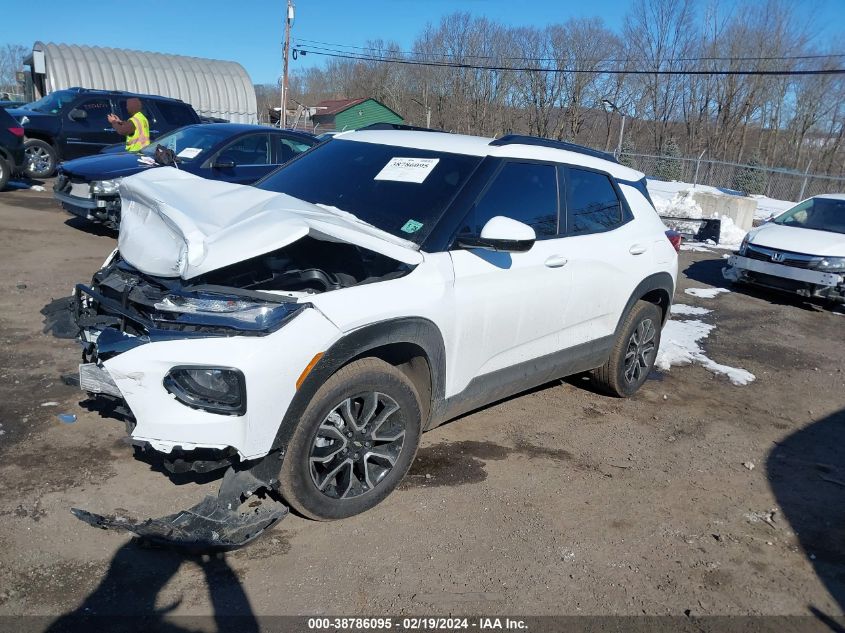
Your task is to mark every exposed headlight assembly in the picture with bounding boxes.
[164,366,246,415]
[90,178,123,195]
[738,234,750,255]
[818,257,845,272]
[152,293,305,332]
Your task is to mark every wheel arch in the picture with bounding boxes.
[271,317,446,452]
[615,272,675,335]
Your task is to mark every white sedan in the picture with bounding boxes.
[723,194,845,304]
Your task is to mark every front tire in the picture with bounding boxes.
[279,358,422,520]
[591,301,662,397]
[24,139,57,178]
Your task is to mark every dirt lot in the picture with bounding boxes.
[0,183,843,627]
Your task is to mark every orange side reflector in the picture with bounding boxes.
[296,352,324,390]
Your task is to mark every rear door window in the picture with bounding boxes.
[565,168,626,235]
[75,98,112,127]
[275,135,315,163]
[462,161,559,239]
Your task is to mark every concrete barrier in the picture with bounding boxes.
[688,190,757,232]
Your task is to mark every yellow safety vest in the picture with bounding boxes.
[125,111,150,152]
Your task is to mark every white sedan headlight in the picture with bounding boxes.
[818,257,845,272]
[90,178,123,195]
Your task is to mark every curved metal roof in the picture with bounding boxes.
[34,42,257,124]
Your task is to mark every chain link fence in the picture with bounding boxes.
[620,152,845,202]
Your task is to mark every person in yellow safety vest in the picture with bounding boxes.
[106,97,150,152]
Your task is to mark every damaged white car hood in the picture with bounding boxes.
[117,168,423,279]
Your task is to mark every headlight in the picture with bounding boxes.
[818,257,845,272]
[164,367,245,415]
[90,178,122,195]
[153,293,304,332]
[738,234,750,255]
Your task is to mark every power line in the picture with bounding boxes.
[294,37,845,65]
[292,47,845,76]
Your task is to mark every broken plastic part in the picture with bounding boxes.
[71,457,287,550]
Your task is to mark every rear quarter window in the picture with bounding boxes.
[566,168,628,235]
[154,101,199,127]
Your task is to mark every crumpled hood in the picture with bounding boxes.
[749,222,845,257]
[117,168,423,279]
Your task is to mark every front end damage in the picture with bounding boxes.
[64,169,419,549]
[69,261,306,549]
[723,247,845,303]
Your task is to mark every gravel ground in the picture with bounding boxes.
[0,183,842,629]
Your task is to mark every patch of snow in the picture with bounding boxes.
[715,216,747,249]
[40,401,59,407]
[29,185,45,192]
[750,194,794,221]
[680,242,713,253]
[671,303,712,316]
[656,319,755,386]
[685,287,731,299]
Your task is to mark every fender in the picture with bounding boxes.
[271,316,447,451]
[615,272,675,335]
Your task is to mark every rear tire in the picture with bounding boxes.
[0,158,9,191]
[279,358,422,520]
[24,139,57,179]
[591,301,662,397]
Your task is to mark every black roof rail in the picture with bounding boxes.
[358,122,443,133]
[489,134,618,163]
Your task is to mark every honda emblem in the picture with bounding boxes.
[771,252,785,263]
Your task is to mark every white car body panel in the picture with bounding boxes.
[726,255,842,285]
[103,308,340,459]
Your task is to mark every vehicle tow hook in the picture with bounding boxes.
[71,461,288,551]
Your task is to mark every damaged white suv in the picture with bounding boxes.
[71,130,678,548]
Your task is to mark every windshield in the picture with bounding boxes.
[25,90,77,114]
[256,139,482,244]
[141,125,234,162]
[773,197,845,235]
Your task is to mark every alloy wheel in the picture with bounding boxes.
[623,318,656,384]
[25,146,52,177]
[309,392,406,499]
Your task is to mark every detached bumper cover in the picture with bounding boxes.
[724,255,843,285]
[72,452,289,550]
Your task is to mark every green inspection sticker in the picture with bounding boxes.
[401,219,424,234]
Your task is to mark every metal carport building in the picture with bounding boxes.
[25,42,257,124]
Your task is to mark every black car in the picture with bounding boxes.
[8,87,201,179]
[0,107,25,190]
[54,123,318,229]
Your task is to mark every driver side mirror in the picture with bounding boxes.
[68,108,87,121]
[213,158,236,170]
[458,216,536,253]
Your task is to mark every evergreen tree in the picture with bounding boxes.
[655,137,683,181]
[732,153,766,195]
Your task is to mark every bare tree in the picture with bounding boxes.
[0,43,28,95]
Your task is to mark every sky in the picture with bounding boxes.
[4,0,844,85]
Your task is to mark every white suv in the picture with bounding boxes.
[71,130,678,547]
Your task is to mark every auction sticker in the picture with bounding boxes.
[374,157,439,183]
[176,147,202,159]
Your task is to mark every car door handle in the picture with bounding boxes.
[629,243,648,255]
[544,255,568,268]
[102,127,113,132]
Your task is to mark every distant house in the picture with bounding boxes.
[311,98,403,131]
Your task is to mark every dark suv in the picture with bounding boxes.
[7,88,201,178]
[0,107,25,190]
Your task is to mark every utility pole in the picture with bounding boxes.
[281,0,294,129]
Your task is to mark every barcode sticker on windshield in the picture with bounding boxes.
[176,147,202,159]
[374,157,440,184]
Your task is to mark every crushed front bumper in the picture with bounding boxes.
[53,177,120,225]
[723,254,845,302]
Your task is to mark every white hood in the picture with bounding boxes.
[117,168,423,279]
[749,222,845,257]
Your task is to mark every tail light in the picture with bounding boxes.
[8,126,24,137]
[665,230,682,253]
